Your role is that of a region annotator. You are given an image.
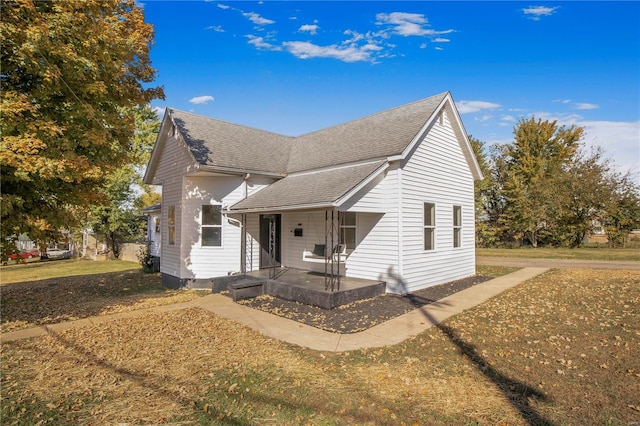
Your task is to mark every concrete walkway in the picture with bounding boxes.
[1,267,548,351]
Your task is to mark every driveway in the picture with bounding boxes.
[477,256,640,270]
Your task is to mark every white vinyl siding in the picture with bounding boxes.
[397,107,476,293]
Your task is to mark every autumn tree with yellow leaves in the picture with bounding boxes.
[0,0,164,255]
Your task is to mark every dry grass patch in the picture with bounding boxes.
[0,266,203,333]
[2,268,638,425]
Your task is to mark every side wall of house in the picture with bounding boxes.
[151,128,198,280]
[398,108,476,293]
[342,166,400,283]
[181,175,275,279]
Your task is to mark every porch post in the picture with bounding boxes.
[240,213,247,274]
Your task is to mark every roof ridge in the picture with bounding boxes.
[168,108,294,139]
[294,91,449,138]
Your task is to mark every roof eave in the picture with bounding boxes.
[198,165,287,178]
[226,202,334,214]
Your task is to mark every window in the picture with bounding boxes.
[167,206,176,245]
[424,203,435,250]
[154,217,160,233]
[453,205,462,248]
[202,205,222,247]
[340,212,356,250]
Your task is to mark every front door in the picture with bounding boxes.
[259,214,281,268]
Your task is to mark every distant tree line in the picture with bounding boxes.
[471,118,640,248]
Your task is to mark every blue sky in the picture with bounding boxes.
[142,1,639,181]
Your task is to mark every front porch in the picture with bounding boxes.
[217,268,386,310]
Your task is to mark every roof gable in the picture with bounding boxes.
[287,92,448,172]
[144,91,482,185]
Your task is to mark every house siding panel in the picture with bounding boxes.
[343,167,399,282]
[179,175,274,279]
[152,129,197,279]
[397,110,476,293]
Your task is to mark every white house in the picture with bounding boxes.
[143,92,483,294]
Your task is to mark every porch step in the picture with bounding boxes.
[228,278,266,301]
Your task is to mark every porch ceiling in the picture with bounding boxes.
[228,160,387,213]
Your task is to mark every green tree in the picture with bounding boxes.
[0,0,163,257]
[602,172,640,248]
[498,118,583,247]
[88,105,161,258]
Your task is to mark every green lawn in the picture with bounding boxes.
[0,259,141,285]
[477,247,640,261]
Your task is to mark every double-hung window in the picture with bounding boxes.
[340,212,357,250]
[167,206,176,245]
[202,205,222,247]
[453,205,462,248]
[424,203,435,251]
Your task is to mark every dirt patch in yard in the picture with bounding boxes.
[237,275,493,333]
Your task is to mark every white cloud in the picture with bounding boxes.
[433,37,450,43]
[243,11,275,25]
[475,115,493,122]
[553,98,572,104]
[456,100,501,114]
[283,41,372,62]
[246,35,281,51]
[217,3,230,9]
[419,43,427,49]
[299,24,319,35]
[435,46,444,51]
[376,12,454,37]
[152,106,164,117]
[522,6,560,21]
[189,95,215,105]
[206,25,224,32]
[578,120,640,182]
[575,102,599,110]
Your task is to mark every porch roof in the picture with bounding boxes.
[228,160,387,213]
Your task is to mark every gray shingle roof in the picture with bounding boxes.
[164,92,455,211]
[169,109,293,174]
[169,91,447,174]
[230,161,386,211]
[287,92,447,172]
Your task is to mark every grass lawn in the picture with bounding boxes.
[0,258,143,285]
[477,247,640,261]
[0,260,205,333]
[2,267,638,425]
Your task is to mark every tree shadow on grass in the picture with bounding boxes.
[0,270,188,333]
[389,268,555,426]
[44,329,409,425]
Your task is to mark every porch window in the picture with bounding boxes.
[424,202,435,250]
[154,217,160,233]
[340,212,356,250]
[202,205,222,247]
[167,206,176,245]
[453,205,462,248]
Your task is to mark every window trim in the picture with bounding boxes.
[167,206,176,246]
[340,211,357,251]
[424,202,436,251]
[201,204,223,247]
[453,205,462,248]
